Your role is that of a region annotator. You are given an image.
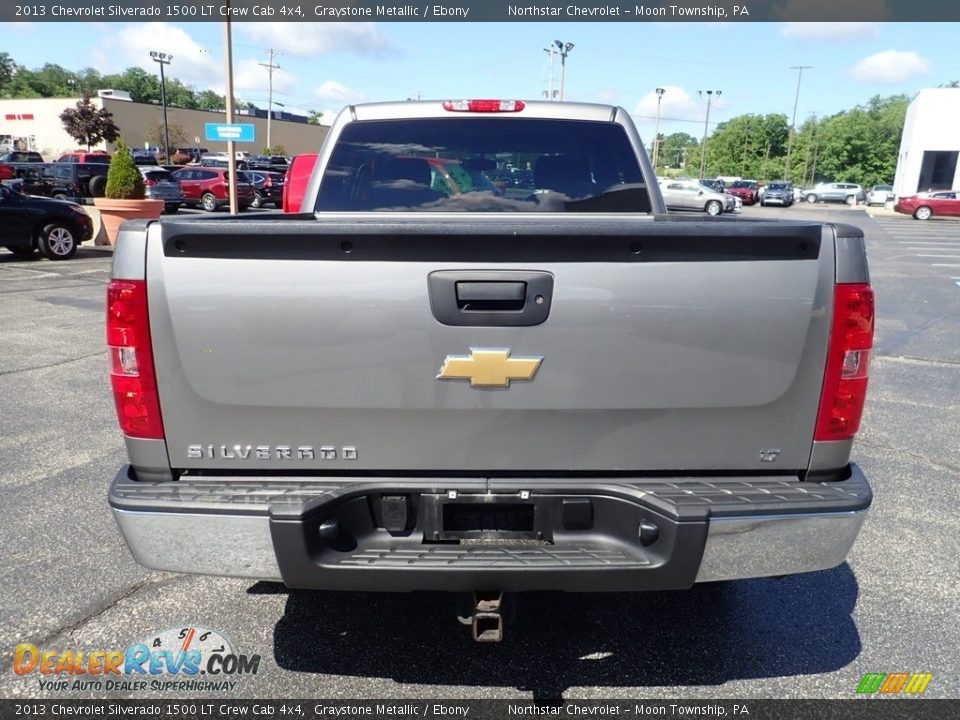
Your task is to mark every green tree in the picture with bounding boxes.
[143,120,189,150]
[196,90,225,110]
[659,132,699,170]
[105,139,145,199]
[307,111,324,126]
[60,94,120,150]
[0,52,17,91]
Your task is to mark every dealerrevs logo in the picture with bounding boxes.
[13,626,260,692]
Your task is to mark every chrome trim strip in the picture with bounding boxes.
[111,509,281,581]
[695,510,867,583]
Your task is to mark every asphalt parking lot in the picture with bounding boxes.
[1,204,958,700]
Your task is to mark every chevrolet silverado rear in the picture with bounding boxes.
[107,101,873,633]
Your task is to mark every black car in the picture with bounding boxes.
[245,170,285,208]
[248,155,289,173]
[39,162,110,201]
[0,184,94,260]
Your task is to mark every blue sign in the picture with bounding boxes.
[204,123,256,143]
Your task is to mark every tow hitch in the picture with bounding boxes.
[467,591,504,642]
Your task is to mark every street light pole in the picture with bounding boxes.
[784,65,812,180]
[149,51,172,161]
[543,47,556,100]
[223,8,237,215]
[554,40,574,101]
[652,87,665,172]
[259,48,280,154]
[698,89,721,179]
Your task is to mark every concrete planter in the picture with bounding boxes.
[93,198,164,245]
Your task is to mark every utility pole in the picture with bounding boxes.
[259,48,281,154]
[740,117,751,177]
[149,51,172,161]
[697,89,721,178]
[554,40,574,101]
[543,47,556,100]
[808,114,821,186]
[223,6,237,215]
[652,87,666,172]
[784,65,812,181]
[800,111,817,185]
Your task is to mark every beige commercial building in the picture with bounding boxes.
[0,94,328,159]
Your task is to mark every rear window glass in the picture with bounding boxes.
[143,170,175,182]
[315,117,649,213]
[86,155,110,164]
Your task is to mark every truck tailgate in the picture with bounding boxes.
[146,214,833,473]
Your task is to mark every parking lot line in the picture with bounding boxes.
[915,254,960,258]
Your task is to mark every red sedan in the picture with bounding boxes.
[895,191,960,221]
[726,180,760,205]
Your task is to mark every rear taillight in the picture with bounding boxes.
[815,283,874,441]
[107,279,164,439]
[143,179,156,186]
[442,99,525,112]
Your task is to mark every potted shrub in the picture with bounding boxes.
[93,139,163,245]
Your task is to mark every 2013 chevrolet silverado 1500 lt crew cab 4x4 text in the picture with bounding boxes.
[107,100,873,640]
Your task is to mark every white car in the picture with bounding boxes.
[659,179,735,216]
[866,184,895,206]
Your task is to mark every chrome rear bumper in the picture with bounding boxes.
[110,466,871,590]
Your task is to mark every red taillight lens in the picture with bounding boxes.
[107,280,164,439]
[442,99,525,112]
[143,179,156,186]
[815,283,874,441]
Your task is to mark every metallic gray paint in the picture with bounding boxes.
[808,439,856,473]
[834,230,871,285]
[695,511,867,582]
[110,221,150,280]
[122,437,172,482]
[146,224,833,471]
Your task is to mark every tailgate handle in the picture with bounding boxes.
[429,271,554,327]
[456,281,526,310]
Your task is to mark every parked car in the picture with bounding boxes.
[246,170,285,209]
[0,151,44,163]
[760,181,794,207]
[139,167,183,213]
[171,167,254,211]
[55,151,111,164]
[700,178,726,194]
[248,155,290,173]
[804,182,866,205]
[281,153,318,212]
[0,183,93,260]
[726,180,760,205]
[894,190,960,221]
[36,162,110,201]
[174,147,208,163]
[659,179,734,215]
[198,156,249,171]
[866,184,895,206]
[132,153,160,166]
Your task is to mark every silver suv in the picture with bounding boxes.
[805,182,866,205]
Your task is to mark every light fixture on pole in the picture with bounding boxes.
[149,51,172,161]
[697,89,721,179]
[784,65,812,180]
[652,87,666,171]
[259,49,281,154]
[554,40,574,101]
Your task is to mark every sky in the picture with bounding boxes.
[2,20,957,140]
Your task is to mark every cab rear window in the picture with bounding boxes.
[314,117,650,213]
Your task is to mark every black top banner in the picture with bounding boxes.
[3,0,960,23]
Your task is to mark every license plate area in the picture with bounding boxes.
[442,502,535,540]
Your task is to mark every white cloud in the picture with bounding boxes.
[91,22,219,90]
[237,22,391,58]
[773,1,890,23]
[850,50,929,84]
[314,80,366,106]
[780,22,883,41]
[233,59,297,95]
[634,86,725,123]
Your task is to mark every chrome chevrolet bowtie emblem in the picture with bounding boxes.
[437,349,543,388]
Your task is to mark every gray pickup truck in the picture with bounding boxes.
[107,100,873,639]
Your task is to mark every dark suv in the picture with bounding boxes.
[40,162,110,201]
